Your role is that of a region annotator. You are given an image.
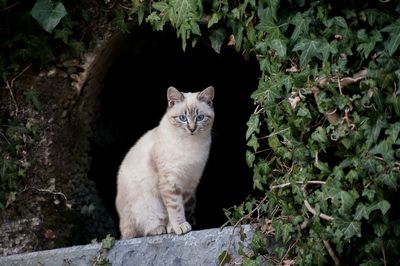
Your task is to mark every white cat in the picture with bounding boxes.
[116,86,215,239]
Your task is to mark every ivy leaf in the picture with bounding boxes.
[341,220,362,240]
[385,122,400,143]
[209,28,226,53]
[331,189,356,215]
[247,134,260,152]
[369,139,394,161]
[246,114,260,140]
[381,19,400,56]
[54,28,72,44]
[208,13,221,28]
[246,150,255,167]
[293,39,320,68]
[354,203,370,221]
[381,173,397,190]
[290,12,311,41]
[256,20,281,40]
[270,39,287,58]
[152,2,169,12]
[30,0,67,33]
[170,0,195,27]
[373,223,387,237]
[281,223,294,244]
[370,200,391,215]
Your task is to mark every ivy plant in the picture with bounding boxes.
[121,0,400,264]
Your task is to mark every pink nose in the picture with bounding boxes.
[188,123,196,132]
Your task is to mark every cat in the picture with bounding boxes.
[116,86,215,239]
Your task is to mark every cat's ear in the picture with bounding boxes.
[198,86,214,106]
[167,87,184,107]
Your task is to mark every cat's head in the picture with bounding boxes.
[166,86,215,135]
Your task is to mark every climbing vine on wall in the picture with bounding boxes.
[119,0,400,264]
[1,0,399,264]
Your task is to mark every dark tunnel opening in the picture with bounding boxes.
[88,26,260,237]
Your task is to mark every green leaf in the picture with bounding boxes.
[373,223,387,237]
[152,2,169,12]
[381,19,400,56]
[290,12,310,41]
[54,28,72,44]
[247,134,259,152]
[101,234,115,250]
[30,0,68,33]
[208,13,221,28]
[246,114,260,140]
[270,39,287,58]
[209,28,226,54]
[170,0,197,27]
[342,220,362,240]
[331,189,356,215]
[370,200,391,215]
[246,150,255,167]
[281,223,294,244]
[354,203,370,221]
[293,39,320,68]
[381,173,397,190]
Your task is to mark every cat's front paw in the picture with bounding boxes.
[172,222,192,235]
[148,225,167,236]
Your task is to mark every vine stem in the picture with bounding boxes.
[304,199,334,221]
[5,64,32,114]
[323,240,340,265]
[218,193,269,266]
[270,180,326,190]
[382,246,387,266]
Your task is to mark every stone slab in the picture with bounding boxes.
[0,226,253,266]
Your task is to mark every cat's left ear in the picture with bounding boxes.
[167,86,184,107]
[198,86,214,106]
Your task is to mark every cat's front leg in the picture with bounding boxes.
[159,177,191,235]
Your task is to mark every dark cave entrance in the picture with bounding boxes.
[88,26,259,236]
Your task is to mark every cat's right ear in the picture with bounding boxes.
[167,87,184,107]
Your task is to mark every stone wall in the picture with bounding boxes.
[0,226,253,266]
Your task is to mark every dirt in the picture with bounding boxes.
[0,3,125,255]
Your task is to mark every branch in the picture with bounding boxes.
[323,240,340,265]
[317,69,368,89]
[304,199,334,222]
[270,180,326,190]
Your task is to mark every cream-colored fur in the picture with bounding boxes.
[116,86,214,239]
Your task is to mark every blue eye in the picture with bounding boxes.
[196,114,205,121]
[178,115,187,122]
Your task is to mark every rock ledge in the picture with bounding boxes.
[0,226,253,266]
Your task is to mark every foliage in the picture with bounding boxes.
[121,0,400,264]
[0,0,91,78]
[0,0,93,211]
[0,116,38,210]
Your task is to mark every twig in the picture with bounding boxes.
[219,194,270,266]
[5,64,32,114]
[259,128,289,139]
[279,239,298,265]
[270,180,326,190]
[31,187,68,202]
[337,76,343,95]
[323,240,340,265]
[5,80,18,114]
[382,246,387,266]
[375,156,400,167]
[304,199,334,221]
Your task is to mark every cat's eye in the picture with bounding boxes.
[196,114,205,121]
[178,115,187,122]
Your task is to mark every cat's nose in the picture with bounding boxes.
[188,123,196,133]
